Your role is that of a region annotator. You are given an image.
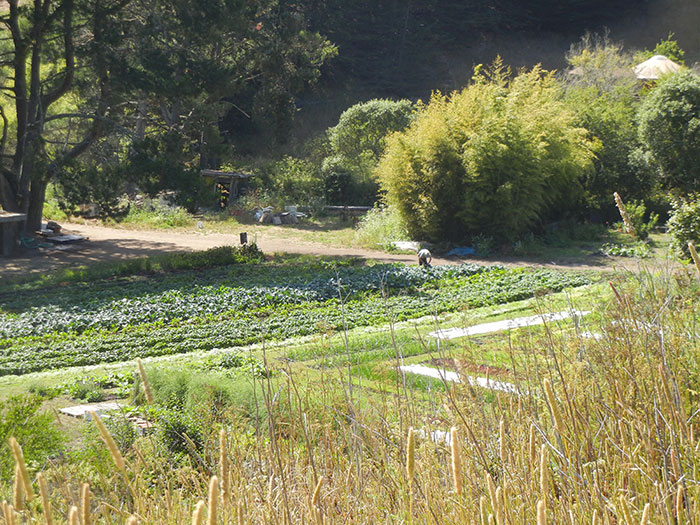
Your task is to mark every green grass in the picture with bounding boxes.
[0,243,265,289]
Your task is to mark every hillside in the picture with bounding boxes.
[287,0,700,138]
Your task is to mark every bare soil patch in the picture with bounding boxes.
[0,222,628,279]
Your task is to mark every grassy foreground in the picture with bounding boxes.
[0,251,699,523]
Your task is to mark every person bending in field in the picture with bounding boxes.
[418,248,432,268]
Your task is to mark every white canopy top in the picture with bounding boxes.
[634,55,682,80]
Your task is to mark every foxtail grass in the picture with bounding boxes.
[8,437,34,503]
[136,358,154,405]
[207,476,219,525]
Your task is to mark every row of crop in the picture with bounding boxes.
[0,268,589,375]
[0,263,497,338]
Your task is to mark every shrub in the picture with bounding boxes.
[266,156,325,208]
[0,394,65,479]
[638,32,686,65]
[376,61,596,242]
[156,408,205,457]
[66,381,106,402]
[327,99,415,160]
[638,71,700,193]
[139,367,264,421]
[624,199,658,240]
[322,99,415,206]
[353,207,410,248]
[321,154,378,206]
[119,197,194,229]
[600,241,651,258]
[563,36,652,219]
[668,195,700,258]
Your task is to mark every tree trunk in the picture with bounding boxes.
[25,179,47,232]
[0,175,19,212]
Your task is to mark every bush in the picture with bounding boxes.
[600,241,651,258]
[119,197,194,229]
[66,381,106,402]
[322,99,415,206]
[127,135,217,213]
[321,154,378,206]
[624,200,659,240]
[668,195,700,258]
[638,71,700,193]
[264,156,325,208]
[563,36,651,219]
[353,207,410,248]
[139,367,264,421]
[376,61,596,242]
[328,99,415,160]
[156,408,205,457]
[0,395,65,479]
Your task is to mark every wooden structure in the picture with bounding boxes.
[200,169,254,208]
[0,211,26,256]
[324,205,372,221]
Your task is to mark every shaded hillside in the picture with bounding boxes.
[302,0,647,95]
[274,0,699,150]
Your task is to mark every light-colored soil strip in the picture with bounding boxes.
[428,310,591,341]
[398,364,523,394]
[59,402,124,417]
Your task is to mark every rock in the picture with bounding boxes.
[46,221,62,233]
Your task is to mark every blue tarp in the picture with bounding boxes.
[447,246,476,257]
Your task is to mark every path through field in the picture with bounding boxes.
[0,222,627,278]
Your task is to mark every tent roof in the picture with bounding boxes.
[634,55,682,80]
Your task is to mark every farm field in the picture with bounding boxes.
[1,245,699,523]
[0,245,590,376]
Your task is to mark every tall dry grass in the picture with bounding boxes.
[1,265,700,523]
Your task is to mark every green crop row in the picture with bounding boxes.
[0,265,589,376]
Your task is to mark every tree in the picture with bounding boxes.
[639,33,686,65]
[638,70,700,194]
[0,0,335,233]
[0,0,132,231]
[376,62,596,242]
[322,98,414,205]
[563,34,654,219]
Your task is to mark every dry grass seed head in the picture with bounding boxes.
[38,473,53,525]
[688,241,700,275]
[9,437,34,502]
[192,500,206,525]
[68,505,80,525]
[450,427,462,496]
[12,465,24,511]
[311,476,324,508]
[537,499,546,525]
[208,476,219,525]
[219,429,229,502]
[90,411,125,472]
[2,502,16,525]
[136,358,154,404]
[81,483,91,525]
[406,427,415,484]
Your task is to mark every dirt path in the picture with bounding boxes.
[0,223,626,279]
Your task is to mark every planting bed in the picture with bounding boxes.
[0,260,590,376]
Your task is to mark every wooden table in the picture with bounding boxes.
[0,211,26,256]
